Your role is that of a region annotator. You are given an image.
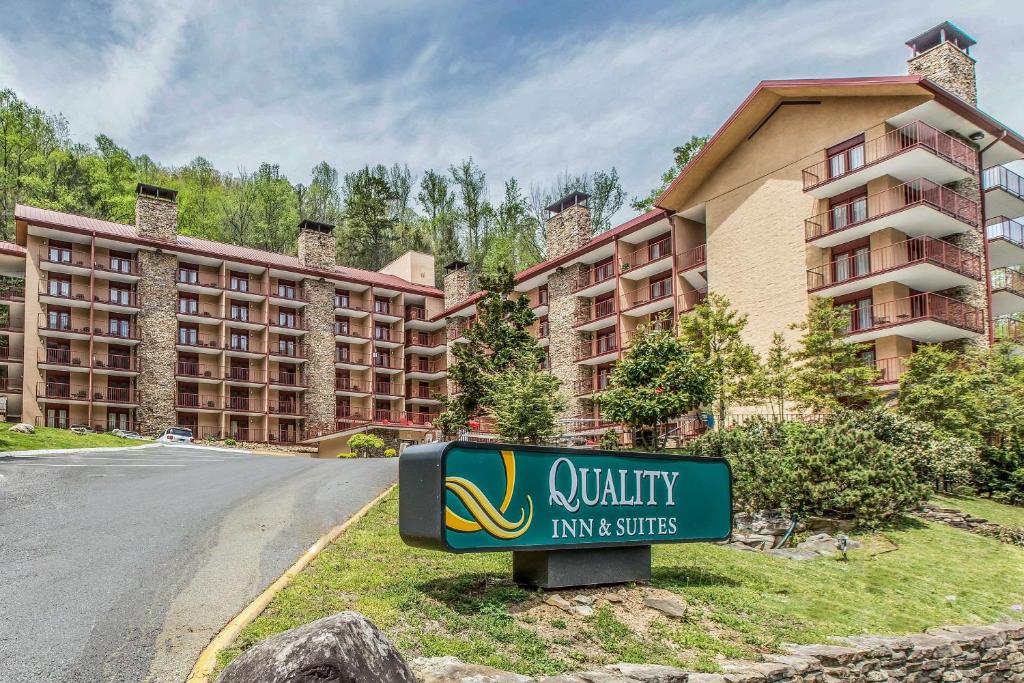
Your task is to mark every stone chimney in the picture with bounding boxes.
[545,191,592,259]
[297,219,336,270]
[443,260,471,309]
[135,183,178,241]
[907,21,977,106]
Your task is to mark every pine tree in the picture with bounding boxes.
[790,297,879,412]
[753,332,793,420]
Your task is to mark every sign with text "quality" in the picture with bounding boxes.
[398,441,732,553]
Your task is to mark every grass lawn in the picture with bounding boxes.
[932,493,1024,529]
[217,491,1024,676]
[0,423,149,452]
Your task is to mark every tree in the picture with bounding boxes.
[220,168,259,246]
[751,332,793,420]
[532,167,627,239]
[482,178,541,274]
[340,166,397,270]
[251,162,299,254]
[348,433,385,458]
[789,297,879,412]
[600,324,712,450]
[632,135,709,212]
[436,267,549,438]
[418,169,461,286]
[488,367,565,444]
[450,158,493,279]
[300,160,342,225]
[679,293,759,428]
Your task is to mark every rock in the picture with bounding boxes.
[411,656,534,683]
[601,593,624,604]
[722,542,758,553]
[796,533,862,557]
[544,595,573,612]
[763,548,820,561]
[216,611,415,683]
[731,532,776,550]
[570,605,596,617]
[573,595,596,605]
[8,422,34,434]
[604,662,689,681]
[643,596,687,619]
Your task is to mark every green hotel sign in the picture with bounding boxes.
[399,441,732,554]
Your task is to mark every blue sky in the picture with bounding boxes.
[1,0,1022,225]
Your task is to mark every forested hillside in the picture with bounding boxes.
[0,88,634,285]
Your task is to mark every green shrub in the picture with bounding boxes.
[383,448,397,458]
[693,417,929,525]
[336,452,358,459]
[224,438,237,446]
[348,433,385,457]
[598,430,620,451]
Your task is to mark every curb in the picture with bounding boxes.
[186,482,397,682]
[0,443,158,457]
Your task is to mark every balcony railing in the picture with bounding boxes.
[679,244,707,271]
[371,410,438,427]
[95,386,141,404]
[373,301,394,316]
[621,237,671,270]
[93,355,139,372]
[38,382,91,400]
[407,359,445,374]
[405,306,428,321]
[177,272,221,289]
[987,216,1024,247]
[225,427,265,442]
[269,281,307,302]
[806,237,981,291]
[335,378,368,393]
[176,361,220,379]
[335,349,370,365]
[802,121,978,191]
[39,280,90,302]
[991,268,1024,296]
[447,318,474,341]
[843,293,984,336]
[41,245,91,269]
[406,386,442,400]
[268,372,305,387]
[227,311,263,325]
[577,298,616,325]
[538,320,550,339]
[39,348,89,368]
[0,346,17,361]
[574,377,611,395]
[529,289,549,309]
[573,263,615,292]
[268,401,308,416]
[335,294,365,311]
[983,166,1024,200]
[177,332,222,349]
[95,255,141,277]
[622,279,673,310]
[177,304,223,320]
[176,393,223,409]
[680,288,708,312]
[0,378,21,393]
[373,355,402,370]
[406,331,445,347]
[270,316,309,331]
[335,322,369,338]
[805,178,979,242]
[226,367,266,383]
[621,319,674,346]
[576,337,618,362]
[0,284,25,300]
[373,328,397,343]
[873,356,910,385]
[268,429,301,444]
[996,317,1023,342]
[269,344,307,359]
[374,382,402,396]
[226,279,262,296]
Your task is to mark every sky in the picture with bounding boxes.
[0,0,1022,226]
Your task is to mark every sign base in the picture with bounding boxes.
[512,545,652,589]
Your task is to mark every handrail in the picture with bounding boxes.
[807,236,981,291]
[873,356,910,385]
[679,288,708,312]
[621,279,673,309]
[679,244,707,271]
[572,262,615,292]
[621,236,671,270]
[577,298,616,324]
[987,216,1024,246]
[991,268,1024,296]
[983,166,1024,200]
[843,293,984,336]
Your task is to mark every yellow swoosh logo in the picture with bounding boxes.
[445,450,532,539]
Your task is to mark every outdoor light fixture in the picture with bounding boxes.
[836,533,849,561]
[969,131,985,141]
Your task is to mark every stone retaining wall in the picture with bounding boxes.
[412,621,1024,682]
[918,504,1024,548]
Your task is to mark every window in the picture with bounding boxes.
[109,286,132,306]
[596,328,617,354]
[594,258,614,282]
[179,326,198,345]
[337,345,350,362]
[48,241,72,264]
[110,251,133,274]
[107,348,130,370]
[107,410,130,431]
[229,272,249,292]
[375,350,391,368]
[178,266,199,284]
[846,297,873,332]
[228,360,249,381]
[537,287,549,306]
[276,280,296,299]
[648,235,670,261]
[374,324,390,341]
[108,316,130,338]
[594,292,615,318]
[597,365,613,390]
[649,273,671,299]
[833,245,870,283]
[178,295,199,314]
[46,407,69,429]
[826,134,865,179]
[278,310,296,328]
[335,292,350,309]
[47,276,71,297]
[48,308,71,331]
[231,331,250,351]
[374,298,390,315]
[230,302,249,322]
[277,338,296,356]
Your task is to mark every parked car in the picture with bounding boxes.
[156,427,194,444]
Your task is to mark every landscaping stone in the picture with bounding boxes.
[643,596,687,619]
[917,504,1024,548]
[216,611,415,683]
[411,656,533,683]
[570,604,596,617]
[796,533,862,556]
[604,663,688,681]
[573,595,596,606]
[601,593,624,604]
[544,595,572,611]
[763,548,820,561]
[8,422,33,433]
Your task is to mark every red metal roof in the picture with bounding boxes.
[0,241,26,257]
[14,204,442,296]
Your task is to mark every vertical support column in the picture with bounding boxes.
[547,264,588,420]
[303,276,337,433]
[137,249,179,435]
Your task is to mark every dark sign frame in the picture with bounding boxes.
[399,440,733,554]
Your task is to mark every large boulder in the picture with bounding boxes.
[8,422,34,434]
[216,611,415,683]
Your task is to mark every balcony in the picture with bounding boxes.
[335,377,370,396]
[987,217,1024,269]
[843,293,984,344]
[576,338,618,365]
[806,237,981,297]
[405,359,446,380]
[38,382,91,403]
[225,368,266,386]
[40,245,91,275]
[373,328,403,349]
[176,305,225,326]
[0,346,21,363]
[177,272,223,296]
[802,121,978,196]
[38,348,89,371]
[268,371,305,388]
[620,237,672,281]
[176,361,221,382]
[268,281,308,306]
[268,429,302,444]
[983,166,1024,218]
[335,349,371,369]
[564,414,617,435]
[0,378,22,394]
[94,255,141,282]
[373,381,403,397]
[175,393,223,411]
[269,343,307,361]
[372,300,401,322]
[575,298,616,331]
[176,332,223,354]
[621,279,673,317]
[996,317,1023,344]
[225,427,265,443]
[92,355,140,374]
[621,319,674,347]
[38,315,101,341]
[405,331,446,354]
[574,377,611,396]
[991,268,1024,318]
[335,322,370,343]
[373,355,403,373]
[678,244,707,289]
[572,263,616,297]
[371,409,438,429]
[805,179,979,248]
[448,320,473,343]
[404,305,428,322]
[0,284,25,302]
[39,280,91,307]
[0,318,24,334]
[92,386,141,406]
[268,400,308,416]
[269,316,309,335]
[224,279,265,301]
[95,288,142,313]
[334,294,367,316]
[406,385,444,403]
[873,356,910,388]
[529,288,549,315]
[679,288,708,313]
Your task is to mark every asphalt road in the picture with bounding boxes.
[0,445,398,683]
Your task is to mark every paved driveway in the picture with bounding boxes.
[0,445,398,682]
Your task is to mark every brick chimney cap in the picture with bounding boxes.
[906,21,976,55]
[444,259,469,272]
[136,183,177,202]
[544,191,590,215]
[298,218,335,234]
